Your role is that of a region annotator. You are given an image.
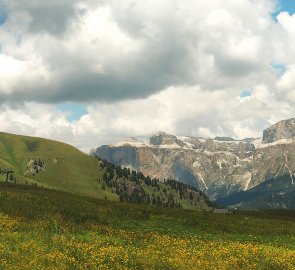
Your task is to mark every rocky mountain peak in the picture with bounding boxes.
[262,118,295,144]
[94,118,295,200]
[149,132,183,146]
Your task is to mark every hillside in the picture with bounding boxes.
[0,183,294,269]
[98,158,212,210]
[0,132,210,211]
[0,132,115,200]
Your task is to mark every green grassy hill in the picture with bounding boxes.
[0,132,115,200]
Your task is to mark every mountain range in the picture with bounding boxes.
[1,118,294,210]
[94,118,295,208]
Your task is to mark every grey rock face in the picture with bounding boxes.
[249,141,295,188]
[95,136,255,200]
[94,118,295,200]
[262,118,295,143]
[96,145,140,169]
[149,132,184,146]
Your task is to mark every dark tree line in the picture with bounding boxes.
[97,158,214,208]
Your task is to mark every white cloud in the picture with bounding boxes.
[1,82,294,152]
[277,65,295,102]
[0,0,283,102]
[0,0,295,151]
[277,12,295,34]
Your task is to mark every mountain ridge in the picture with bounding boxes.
[94,118,295,201]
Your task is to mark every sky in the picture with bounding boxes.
[0,0,295,152]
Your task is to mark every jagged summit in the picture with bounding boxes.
[262,118,295,144]
[150,132,183,146]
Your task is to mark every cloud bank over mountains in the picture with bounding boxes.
[0,0,294,150]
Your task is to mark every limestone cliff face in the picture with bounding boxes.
[96,145,140,169]
[95,118,295,200]
[249,119,295,188]
[249,142,295,188]
[96,134,255,200]
[262,118,295,143]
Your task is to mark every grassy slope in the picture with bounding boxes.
[0,132,116,200]
[0,183,294,269]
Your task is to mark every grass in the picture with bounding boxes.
[0,132,116,200]
[0,183,294,269]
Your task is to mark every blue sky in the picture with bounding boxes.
[273,0,295,18]
[57,103,88,122]
[0,5,7,25]
[0,15,6,25]
[278,0,295,14]
[240,90,252,98]
[272,63,286,76]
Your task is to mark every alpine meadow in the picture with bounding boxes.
[1,0,295,269]
[0,132,294,269]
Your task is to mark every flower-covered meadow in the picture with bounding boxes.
[0,185,294,270]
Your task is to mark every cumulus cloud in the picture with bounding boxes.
[2,0,85,36]
[0,0,287,103]
[0,0,295,150]
[277,65,295,102]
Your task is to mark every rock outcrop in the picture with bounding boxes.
[25,159,46,176]
[94,119,295,200]
[249,119,295,188]
[249,141,295,188]
[262,118,295,143]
